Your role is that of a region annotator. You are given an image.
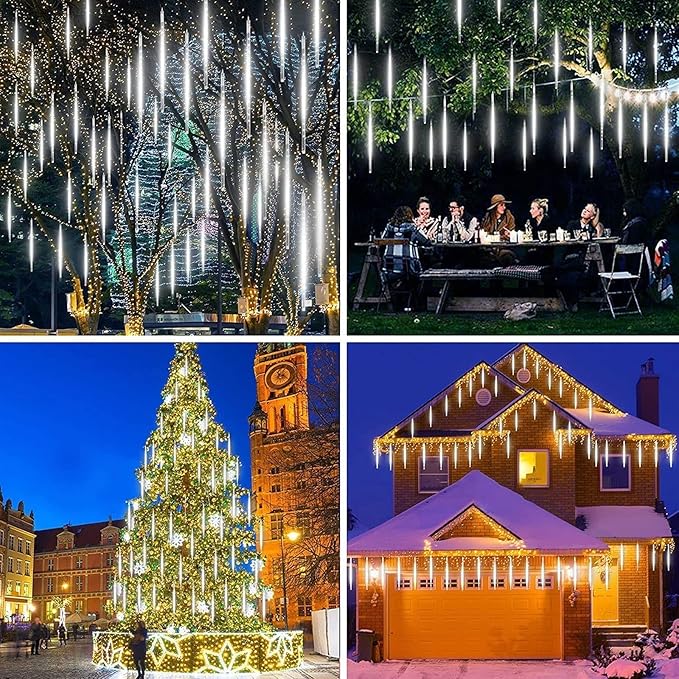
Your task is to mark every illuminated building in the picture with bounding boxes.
[249,344,339,634]
[32,519,123,623]
[350,344,674,660]
[0,492,35,621]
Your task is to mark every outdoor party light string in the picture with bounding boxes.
[353,0,677,173]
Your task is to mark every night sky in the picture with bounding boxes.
[348,342,679,537]
[0,342,332,531]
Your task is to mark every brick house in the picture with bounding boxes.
[349,344,675,660]
[33,519,123,623]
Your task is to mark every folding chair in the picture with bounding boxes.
[598,244,646,318]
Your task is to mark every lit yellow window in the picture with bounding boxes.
[518,450,549,487]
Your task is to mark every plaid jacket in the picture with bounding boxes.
[381,222,429,278]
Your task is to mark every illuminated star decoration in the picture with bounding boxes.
[147,632,184,668]
[200,637,255,673]
[264,631,300,665]
[95,634,128,669]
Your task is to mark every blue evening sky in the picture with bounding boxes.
[0,342,334,531]
[349,342,679,537]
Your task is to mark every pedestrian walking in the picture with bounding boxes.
[29,619,41,656]
[41,623,50,649]
[58,624,67,646]
[129,620,148,679]
[0,617,7,644]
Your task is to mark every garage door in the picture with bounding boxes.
[386,572,562,659]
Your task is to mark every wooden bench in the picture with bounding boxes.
[420,265,564,313]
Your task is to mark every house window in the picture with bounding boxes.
[75,600,83,614]
[14,582,20,594]
[397,578,412,589]
[46,578,54,594]
[8,557,13,573]
[271,484,282,493]
[25,562,30,576]
[417,578,435,589]
[5,581,11,595]
[0,555,3,573]
[75,576,83,592]
[489,577,506,589]
[106,553,114,568]
[17,539,23,553]
[23,584,28,597]
[25,542,30,556]
[47,558,54,572]
[465,578,481,589]
[601,455,631,491]
[106,574,115,591]
[443,578,459,590]
[17,560,22,575]
[518,449,550,487]
[107,535,114,544]
[270,511,284,540]
[9,535,15,550]
[418,457,449,494]
[270,467,280,475]
[513,577,528,589]
[296,596,312,617]
[75,556,84,569]
[0,530,4,545]
[536,576,554,589]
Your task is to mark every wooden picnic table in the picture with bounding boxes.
[352,236,620,313]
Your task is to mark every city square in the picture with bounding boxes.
[0,342,339,677]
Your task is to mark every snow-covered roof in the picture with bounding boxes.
[565,409,671,438]
[576,506,672,540]
[348,470,608,555]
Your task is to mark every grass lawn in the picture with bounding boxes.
[348,303,679,335]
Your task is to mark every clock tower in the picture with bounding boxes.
[253,344,309,434]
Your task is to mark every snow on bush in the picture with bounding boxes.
[602,658,647,679]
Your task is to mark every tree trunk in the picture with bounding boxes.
[125,312,145,336]
[327,307,339,336]
[124,289,146,336]
[68,274,102,335]
[243,312,271,334]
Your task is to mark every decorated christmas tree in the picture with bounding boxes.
[112,342,268,633]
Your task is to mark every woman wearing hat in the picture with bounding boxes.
[480,194,516,241]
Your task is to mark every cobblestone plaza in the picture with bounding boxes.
[0,639,339,679]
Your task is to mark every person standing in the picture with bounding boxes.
[0,618,7,644]
[29,619,41,656]
[58,624,67,646]
[620,198,647,245]
[130,620,148,679]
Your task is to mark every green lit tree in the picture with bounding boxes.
[113,343,269,632]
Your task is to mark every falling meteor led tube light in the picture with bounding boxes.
[300,33,307,152]
[367,101,373,173]
[203,0,209,88]
[387,46,393,108]
[408,100,414,171]
[375,0,380,52]
[422,58,427,123]
[314,0,320,66]
[442,96,448,169]
[353,44,358,107]
[159,9,165,109]
[245,18,252,137]
[184,31,191,128]
[490,92,496,164]
[316,154,323,278]
[137,32,144,122]
[279,0,286,81]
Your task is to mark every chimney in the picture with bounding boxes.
[636,358,660,425]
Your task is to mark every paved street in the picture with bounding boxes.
[0,639,339,678]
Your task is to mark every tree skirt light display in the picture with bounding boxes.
[93,630,303,673]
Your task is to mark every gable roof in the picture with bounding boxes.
[348,471,608,556]
[492,344,622,414]
[34,519,125,553]
[379,362,522,440]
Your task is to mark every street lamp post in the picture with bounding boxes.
[278,527,300,631]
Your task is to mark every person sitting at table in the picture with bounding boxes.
[414,196,438,240]
[381,206,430,309]
[567,202,603,239]
[480,194,516,241]
[442,198,479,242]
[620,198,647,245]
[527,198,553,236]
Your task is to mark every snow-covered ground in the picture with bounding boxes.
[348,658,679,678]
